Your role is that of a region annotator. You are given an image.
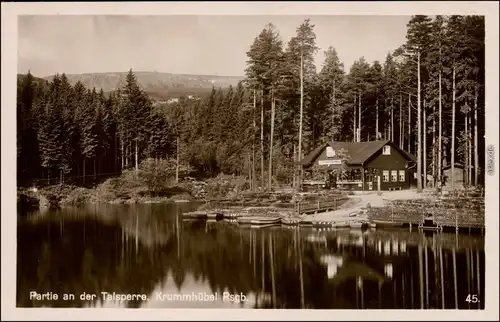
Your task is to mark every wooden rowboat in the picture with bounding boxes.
[371,220,404,228]
[238,216,282,226]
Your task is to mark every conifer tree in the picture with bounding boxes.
[403,15,432,192]
[318,47,345,142]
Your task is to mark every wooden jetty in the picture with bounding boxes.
[365,230,484,251]
[368,197,485,233]
[296,196,348,215]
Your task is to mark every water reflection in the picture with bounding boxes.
[17,203,485,309]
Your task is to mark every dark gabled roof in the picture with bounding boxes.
[443,162,473,170]
[399,148,417,163]
[299,139,416,167]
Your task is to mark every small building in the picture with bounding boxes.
[442,163,473,187]
[299,140,416,191]
[167,98,180,104]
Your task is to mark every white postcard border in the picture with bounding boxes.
[2,1,498,321]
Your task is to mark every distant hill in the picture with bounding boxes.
[40,71,245,101]
[17,74,49,87]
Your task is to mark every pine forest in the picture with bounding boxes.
[16,15,485,193]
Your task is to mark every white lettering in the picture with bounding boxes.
[222,292,247,303]
[29,291,58,300]
[318,159,341,165]
[155,291,217,302]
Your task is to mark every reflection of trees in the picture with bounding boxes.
[18,203,485,309]
[17,204,192,308]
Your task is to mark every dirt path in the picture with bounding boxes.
[302,189,431,223]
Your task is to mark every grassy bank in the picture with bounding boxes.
[18,164,253,209]
[17,158,353,212]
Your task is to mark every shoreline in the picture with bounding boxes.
[184,188,484,231]
[300,190,431,224]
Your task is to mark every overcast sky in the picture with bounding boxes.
[18,15,411,77]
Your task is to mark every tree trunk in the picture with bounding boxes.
[268,89,275,191]
[94,157,97,182]
[451,66,456,190]
[408,93,411,154]
[252,89,256,192]
[297,50,304,191]
[332,78,336,141]
[176,135,180,183]
[135,139,139,175]
[468,113,472,186]
[474,88,479,186]
[261,89,265,191]
[399,92,402,148]
[358,92,362,142]
[121,137,124,171]
[391,96,394,142]
[465,114,468,186]
[432,100,436,188]
[417,51,422,192]
[83,157,86,184]
[125,143,128,168]
[438,69,443,188]
[423,98,427,189]
[353,96,357,142]
[114,134,118,172]
[376,99,379,140]
[293,144,296,189]
[248,153,252,188]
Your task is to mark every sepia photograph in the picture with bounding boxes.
[2,1,499,321]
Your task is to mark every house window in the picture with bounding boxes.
[383,170,389,182]
[326,147,336,158]
[391,170,398,182]
[399,170,405,182]
[383,145,391,155]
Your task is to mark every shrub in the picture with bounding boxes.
[17,190,40,212]
[60,187,94,205]
[204,174,250,200]
[138,158,176,196]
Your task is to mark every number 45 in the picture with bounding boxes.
[466,294,480,303]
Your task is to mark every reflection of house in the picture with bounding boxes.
[329,260,385,285]
[300,140,416,191]
[320,254,344,279]
[373,238,407,256]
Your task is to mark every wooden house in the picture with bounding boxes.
[299,140,416,191]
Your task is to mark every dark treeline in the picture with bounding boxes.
[17,15,485,191]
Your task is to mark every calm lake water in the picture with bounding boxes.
[17,203,485,309]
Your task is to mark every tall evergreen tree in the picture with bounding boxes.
[245,23,284,190]
[404,15,432,192]
[17,72,43,186]
[288,19,318,190]
[318,46,345,142]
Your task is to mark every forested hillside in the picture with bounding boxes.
[17,15,485,191]
[42,71,244,102]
